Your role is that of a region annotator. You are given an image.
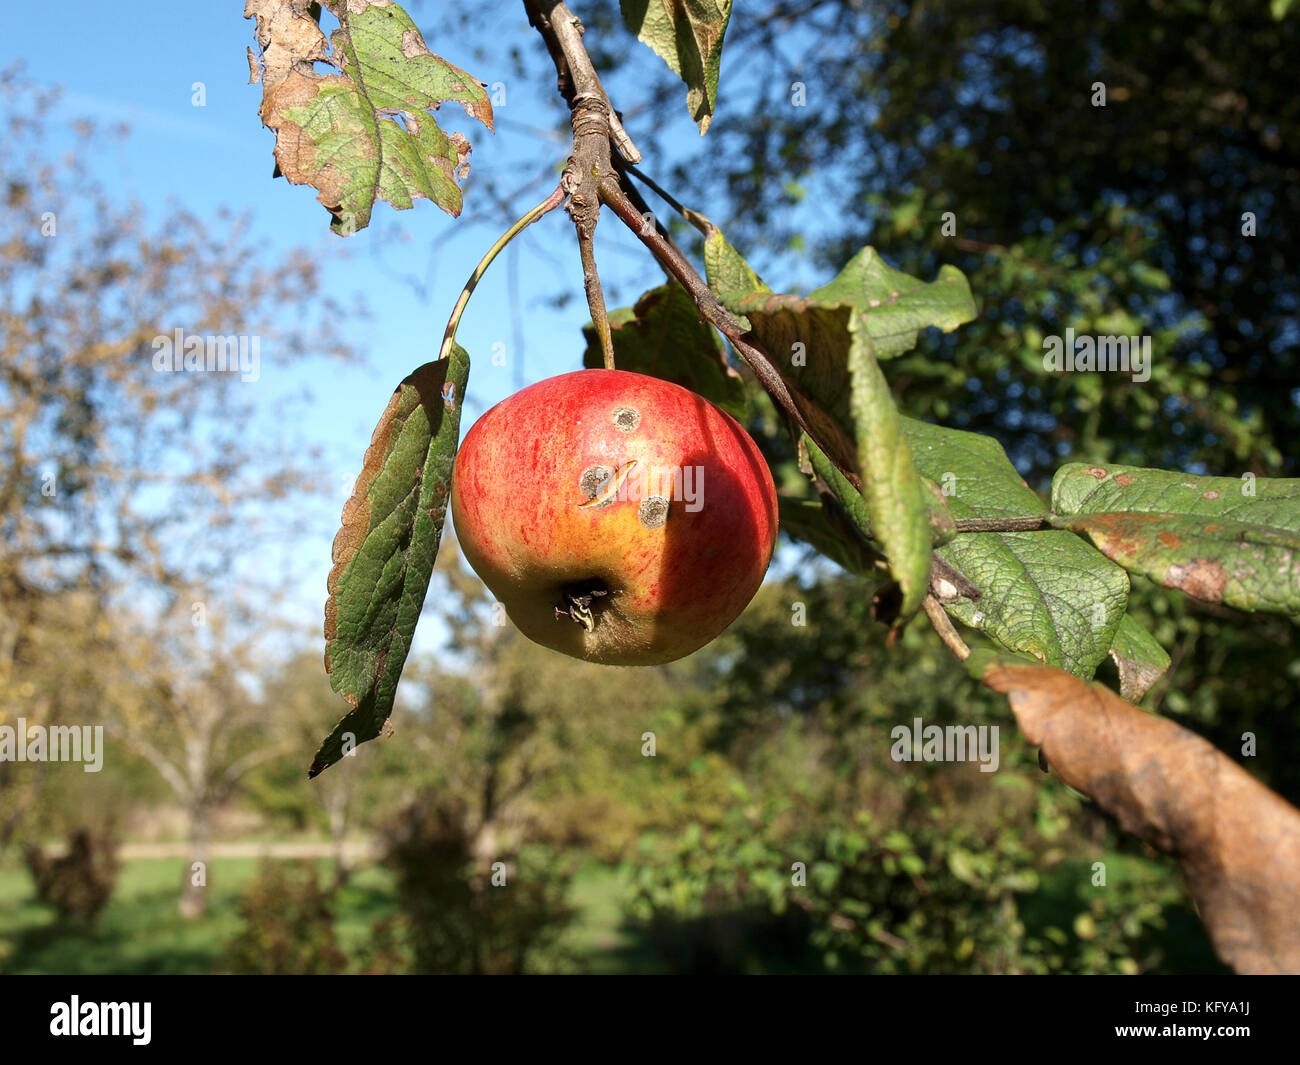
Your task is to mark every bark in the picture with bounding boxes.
[179,800,213,919]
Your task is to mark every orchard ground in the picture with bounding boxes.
[0,847,1224,975]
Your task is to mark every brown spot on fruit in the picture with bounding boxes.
[1115,474,1134,487]
[579,460,637,509]
[579,465,614,501]
[1165,558,1228,602]
[613,406,641,431]
[638,495,669,528]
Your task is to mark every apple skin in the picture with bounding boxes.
[449,368,778,665]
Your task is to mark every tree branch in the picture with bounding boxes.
[952,515,1053,533]
[528,1,621,368]
[598,177,857,484]
[523,1,641,163]
[108,722,191,802]
[216,740,295,803]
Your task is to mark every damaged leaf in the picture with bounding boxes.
[245,0,494,233]
[982,661,1300,975]
[1051,463,1300,614]
[315,348,470,777]
[1106,613,1171,702]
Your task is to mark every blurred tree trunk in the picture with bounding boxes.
[325,785,352,889]
[179,800,213,919]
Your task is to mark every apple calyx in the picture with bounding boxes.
[556,578,610,631]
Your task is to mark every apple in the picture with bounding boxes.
[450,368,778,665]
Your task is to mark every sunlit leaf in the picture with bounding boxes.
[1052,463,1300,614]
[621,0,733,133]
[315,348,470,776]
[246,0,493,233]
[907,419,1128,676]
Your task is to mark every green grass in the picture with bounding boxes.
[0,851,1222,974]
[0,856,644,975]
[553,859,663,973]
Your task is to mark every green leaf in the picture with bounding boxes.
[314,348,470,777]
[582,282,748,420]
[1052,463,1300,522]
[1107,613,1171,703]
[724,246,976,480]
[905,419,1129,677]
[621,0,733,133]
[247,0,493,234]
[849,347,931,620]
[702,220,770,315]
[807,249,977,361]
[803,435,954,549]
[1052,463,1300,614]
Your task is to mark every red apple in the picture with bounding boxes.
[450,368,778,665]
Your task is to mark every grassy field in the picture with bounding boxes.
[0,856,649,975]
[0,850,1223,974]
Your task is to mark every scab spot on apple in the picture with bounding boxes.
[639,495,669,529]
[579,465,615,504]
[612,406,640,432]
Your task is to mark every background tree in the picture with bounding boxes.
[0,71,354,913]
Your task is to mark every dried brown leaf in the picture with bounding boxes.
[983,662,1300,974]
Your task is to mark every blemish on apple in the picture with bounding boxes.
[638,495,669,529]
[579,464,614,501]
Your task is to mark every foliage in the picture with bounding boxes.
[0,70,352,921]
[221,861,349,975]
[247,0,494,231]
[4,0,1295,977]
[23,827,121,927]
[625,574,1221,974]
[377,796,577,974]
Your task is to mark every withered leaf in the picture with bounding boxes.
[245,0,494,233]
[982,661,1300,974]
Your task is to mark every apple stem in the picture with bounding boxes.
[578,223,617,370]
[621,164,714,238]
[923,594,972,663]
[438,184,568,365]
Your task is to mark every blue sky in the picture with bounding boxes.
[3,2,828,654]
